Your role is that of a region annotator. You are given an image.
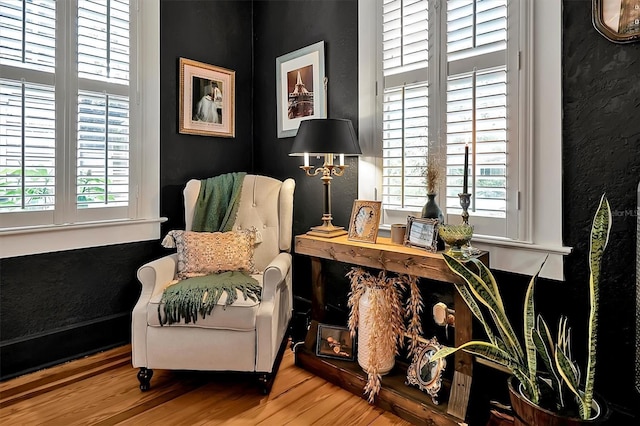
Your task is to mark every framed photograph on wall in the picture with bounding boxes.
[404,216,439,252]
[179,58,235,137]
[593,0,640,43]
[275,41,326,138]
[315,323,355,361]
[347,200,382,243]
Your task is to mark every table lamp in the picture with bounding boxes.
[290,118,362,237]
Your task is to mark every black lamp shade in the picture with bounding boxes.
[289,119,362,156]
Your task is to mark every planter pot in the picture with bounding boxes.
[357,287,395,375]
[507,376,608,426]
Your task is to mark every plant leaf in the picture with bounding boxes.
[443,254,524,363]
[524,257,546,397]
[556,345,587,419]
[532,327,564,408]
[583,194,611,419]
[431,341,516,368]
[469,258,504,312]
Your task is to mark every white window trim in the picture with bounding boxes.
[359,0,571,280]
[0,0,163,259]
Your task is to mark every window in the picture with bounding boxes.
[359,0,570,280]
[380,0,515,238]
[0,0,161,257]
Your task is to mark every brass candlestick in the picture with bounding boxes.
[301,153,348,237]
[458,192,471,225]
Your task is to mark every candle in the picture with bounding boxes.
[304,152,309,167]
[463,143,469,193]
[339,153,344,166]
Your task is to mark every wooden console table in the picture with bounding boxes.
[294,234,489,426]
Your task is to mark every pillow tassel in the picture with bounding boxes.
[161,231,177,248]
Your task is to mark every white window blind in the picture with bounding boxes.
[381,0,514,238]
[1,0,134,224]
[0,80,56,211]
[382,83,428,210]
[383,0,428,76]
[382,0,429,211]
[0,0,56,72]
[1,0,57,214]
[77,0,130,210]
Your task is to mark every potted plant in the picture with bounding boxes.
[431,195,611,425]
[347,268,423,403]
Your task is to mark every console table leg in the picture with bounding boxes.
[310,257,326,322]
[447,289,474,420]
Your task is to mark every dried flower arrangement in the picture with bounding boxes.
[346,267,423,403]
[425,156,442,195]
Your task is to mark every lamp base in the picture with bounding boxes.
[307,224,347,238]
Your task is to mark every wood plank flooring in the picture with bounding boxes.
[0,343,412,425]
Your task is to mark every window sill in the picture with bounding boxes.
[378,225,572,281]
[0,217,167,258]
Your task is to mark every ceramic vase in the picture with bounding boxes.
[421,193,445,250]
[357,287,395,375]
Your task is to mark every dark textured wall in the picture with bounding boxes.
[0,241,161,379]
[252,0,359,307]
[160,0,254,233]
[561,0,640,415]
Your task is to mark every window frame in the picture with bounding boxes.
[0,0,162,258]
[358,0,571,280]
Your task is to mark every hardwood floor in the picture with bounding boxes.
[0,343,412,425]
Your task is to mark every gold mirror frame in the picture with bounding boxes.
[593,0,640,43]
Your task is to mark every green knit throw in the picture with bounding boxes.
[191,172,246,233]
[159,271,261,325]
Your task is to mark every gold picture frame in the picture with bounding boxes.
[593,0,640,43]
[347,200,382,243]
[405,337,447,405]
[179,58,235,138]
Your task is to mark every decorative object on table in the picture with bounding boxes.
[348,200,382,243]
[315,323,355,361]
[289,118,362,237]
[404,216,440,252]
[347,268,423,403]
[179,58,235,138]
[405,336,447,405]
[390,223,407,245]
[431,195,612,423]
[421,156,446,250]
[592,0,640,43]
[433,302,455,339]
[438,223,473,259]
[275,41,326,138]
[458,192,471,225]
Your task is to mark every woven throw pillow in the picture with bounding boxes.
[164,229,257,279]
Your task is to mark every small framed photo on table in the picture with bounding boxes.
[404,216,439,252]
[316,323,355,361]
[348,200,382,243]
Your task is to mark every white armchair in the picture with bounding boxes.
[132,174,295,393]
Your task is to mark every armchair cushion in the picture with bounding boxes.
[165,229,257,279]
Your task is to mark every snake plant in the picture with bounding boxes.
[431,194,611,420]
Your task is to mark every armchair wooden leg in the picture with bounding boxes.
[137,367,153,391]
[258,373,272,395]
